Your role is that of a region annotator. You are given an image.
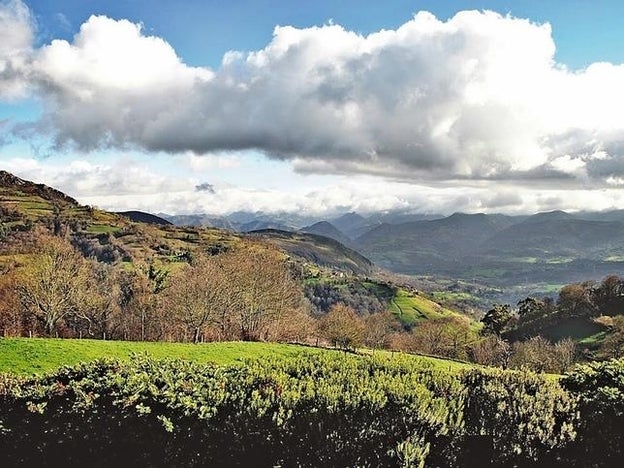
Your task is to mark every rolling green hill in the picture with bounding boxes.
[388,288,467,326]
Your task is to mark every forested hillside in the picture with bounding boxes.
[0,170,465,353]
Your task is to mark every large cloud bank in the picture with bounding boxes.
[3,0,624,188]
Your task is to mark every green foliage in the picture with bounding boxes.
[0,353,463,466]
[461,367,577,465]
[561,358,624,466]
[393,437,430,468]
[482,303,513,335]
[0,352,585,466]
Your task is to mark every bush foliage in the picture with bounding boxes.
[560,358,624,467]
[0,352,597,467]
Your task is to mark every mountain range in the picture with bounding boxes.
[162,207,624,289]
[4,167,624,291]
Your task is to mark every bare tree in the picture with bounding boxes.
[320,304,364,351]
[221,246,304,341]
[407,316,477,360]
[18,237,90,336]
[164,256,228,343]
[364,311,401,352]
[0,269,24,336]
[470,335,512,368]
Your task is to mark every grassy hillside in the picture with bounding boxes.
[0,339,318,375]
[0,170,373,276]
[0,338,475,375]
[389,288,465,326]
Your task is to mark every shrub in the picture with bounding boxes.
[0,353,586,467]
[461,367,577,466]
[561,358,624,466]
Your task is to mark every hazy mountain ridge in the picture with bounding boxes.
[300,221,353,247]
[161,207,624,288]
[353,210,624,286]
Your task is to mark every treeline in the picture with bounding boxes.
[304,280,393,315]
[481,275,624,360]
[0,353,622,466]
[0,235,310,343]
[3,232,623,371]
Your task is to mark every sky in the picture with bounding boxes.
[2,0,624,216]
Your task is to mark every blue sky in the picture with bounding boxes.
[3,0,624,216]
[24,0,624,70]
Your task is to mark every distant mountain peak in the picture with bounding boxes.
[523,210,574,224]
[300,220,351,245]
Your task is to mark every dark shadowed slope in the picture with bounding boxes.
[300,221,352,246]
[117,211,172,226]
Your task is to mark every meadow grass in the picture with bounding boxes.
[0,338,321,375]
[0,337,478,376]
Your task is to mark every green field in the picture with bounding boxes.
[389,288,461,325]
[0,339,319,375]
[0,338,474,375]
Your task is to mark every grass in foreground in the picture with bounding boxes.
[0,338,319,375]
[0,338,476,375]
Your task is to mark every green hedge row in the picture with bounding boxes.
[0,353,622,467]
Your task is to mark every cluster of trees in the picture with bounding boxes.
[304,280,392,315]
[473,275,624,366]
[484,275,624,336]
[319,304,399,351]
[391,316,478,361]
[384,314,576,373]
[0,234,406,349]
[469,335,576,373]
[0,235,310,343]
[4,231,624,371]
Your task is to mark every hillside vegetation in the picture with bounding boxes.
[1,352,622,466]
[0,170,371,276]
[389,288,463,326]
[5,170,623,372]
[1,170,476,357]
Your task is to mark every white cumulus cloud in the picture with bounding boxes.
[0,0,33,99]
[3,2,624,196]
